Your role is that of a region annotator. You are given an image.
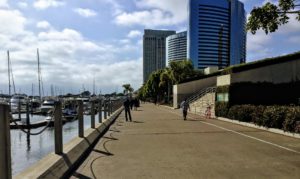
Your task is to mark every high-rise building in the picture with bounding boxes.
[188,0,246,69]
[143,29,176,83]
[166,31,187,66]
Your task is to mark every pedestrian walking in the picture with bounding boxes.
[180,98,190,120]
[123,98,132,122]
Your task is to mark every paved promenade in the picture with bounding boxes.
[72,103,300,179]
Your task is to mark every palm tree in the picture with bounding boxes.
[122,84,134,96]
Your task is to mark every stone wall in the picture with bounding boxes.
[189,92,216,118]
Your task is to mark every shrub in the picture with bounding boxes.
[262,106,287,128]
[283,107,300,133]
[223,104,300,133]
[251,105,266,126]
[215,102,229,117]
[227,105,255,122]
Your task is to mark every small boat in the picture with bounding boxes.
[10,94,27,113]
[40,99,55,114]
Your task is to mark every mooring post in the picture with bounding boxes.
[91,100,95,128]
[54,101,63,154]
[98,99,102,123]
[0,103,12,179]
[107,99,111,116]
[104,100,107,119]
[78,100,84,138]
[18,100,21,120]
[26,101,30,126]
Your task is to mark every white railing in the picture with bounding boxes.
[186,87,216,104]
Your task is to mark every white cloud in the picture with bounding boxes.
[102,0,123,15]
[246,30,273,61]
[0,9,26,36]
[276,14,300,34]
[0,7,142,95]
[36,21,51,29]
[127,30,142,38]
[18,2,28,9]
[0,0,8,7]
[115,0,188,27]
[33,0,65,10]
[73,8,97,17]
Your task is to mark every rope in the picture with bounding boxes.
[11,105,57,136]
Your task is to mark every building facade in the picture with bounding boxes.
[188,0,246,69]
[143,29,176,83]
[166,31,187,66]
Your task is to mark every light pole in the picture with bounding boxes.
[218,24,224,69]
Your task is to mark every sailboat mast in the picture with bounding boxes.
[7,51,11,96]
[93,77,95,95]
[37,48,42,100]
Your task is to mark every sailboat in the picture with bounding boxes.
[7,50,26,113]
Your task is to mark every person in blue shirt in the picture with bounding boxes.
[180,98,190,120]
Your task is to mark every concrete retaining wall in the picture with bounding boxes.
[14,107,123,179]
[173,76,216,108]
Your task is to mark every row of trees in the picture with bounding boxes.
[138,60,203,104]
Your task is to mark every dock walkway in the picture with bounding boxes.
[71,103,300,179]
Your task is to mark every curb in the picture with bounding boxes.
[217,117,300,139]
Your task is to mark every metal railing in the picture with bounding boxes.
[0,98,124,178]
[186,87,217,104]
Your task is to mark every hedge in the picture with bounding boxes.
[216,104,300,133]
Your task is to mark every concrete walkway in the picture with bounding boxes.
[71,103,300,179]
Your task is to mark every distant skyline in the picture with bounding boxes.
[0,0,299,95]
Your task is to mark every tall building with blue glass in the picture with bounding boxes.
[188,0,246,69]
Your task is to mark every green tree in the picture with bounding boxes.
[122,84,134,95]
[138,60,204,103]
[169,60,196,84]
[247,0,300,34]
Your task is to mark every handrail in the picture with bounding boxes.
[186,87,216,104]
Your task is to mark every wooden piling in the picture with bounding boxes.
[78,100,84,138]
[91,100,95,128]
[0,104,12,179]
[98,99,102,123]
[54,102,63,154]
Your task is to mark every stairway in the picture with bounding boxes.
[186,87,216,118]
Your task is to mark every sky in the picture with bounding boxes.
[0,0,299,95]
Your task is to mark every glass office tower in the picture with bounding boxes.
[143,29,176,83]
[188,0,246,69]
[166,31,187,66]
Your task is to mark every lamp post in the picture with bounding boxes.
[218,24,224,69]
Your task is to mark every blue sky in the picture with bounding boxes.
[0,0,299,95]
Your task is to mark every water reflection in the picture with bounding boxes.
[11,114,100,175]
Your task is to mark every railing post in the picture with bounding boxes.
[104,100,107,119]
[108,99,111,116]
[26,101,30,126]
[91,100,95,128]
[0,104,12,179]
[98,99,102,123]
[78,100,84,138]
[54,101,63,154]
[18,100,21,120]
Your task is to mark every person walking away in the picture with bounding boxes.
[123,98,132,122]
[180,99,190,120]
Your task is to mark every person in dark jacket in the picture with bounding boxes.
[123,98,132,122]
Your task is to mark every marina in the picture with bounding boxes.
[10,113,100,175]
